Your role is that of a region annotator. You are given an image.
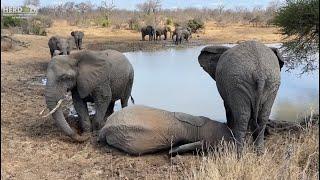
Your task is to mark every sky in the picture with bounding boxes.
[1,0,282,10]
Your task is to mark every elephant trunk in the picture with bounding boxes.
[45,84,87,142]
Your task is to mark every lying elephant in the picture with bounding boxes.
[98,105,233,155]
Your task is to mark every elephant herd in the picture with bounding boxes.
[140,25,192,45]
[45,32,284,156]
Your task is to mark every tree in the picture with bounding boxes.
[101,0,116,22]
[136,0,161,15]
[273,0,319,73]
[24,0,40,6]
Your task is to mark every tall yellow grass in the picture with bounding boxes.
[186,125,319,180]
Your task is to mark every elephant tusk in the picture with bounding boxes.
[39,108,46,115]
[42,99,64,118]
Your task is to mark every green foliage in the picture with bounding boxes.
[128,17,141,31]
[95,17,111,27]
[166,18,174,26]
[187,18,204,33]
[273,0,319,73]
[3,16,26,28]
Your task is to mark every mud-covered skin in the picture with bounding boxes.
[98,105,232,155]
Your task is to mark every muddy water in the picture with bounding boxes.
[125,44,319,122]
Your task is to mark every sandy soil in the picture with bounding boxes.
[1,21,284,179]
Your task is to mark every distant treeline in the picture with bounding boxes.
[37,1,280,30]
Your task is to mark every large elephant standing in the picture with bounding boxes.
[141,25,155,41]
[155,26,171,40]
[98,105,232,155]
[45,50,134,142]
[48,36,71,57]
[71,31,84,50]
[198,41,284,154]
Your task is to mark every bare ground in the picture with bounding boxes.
[1,21,303,179]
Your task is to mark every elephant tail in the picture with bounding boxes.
[253,79,265,129]
[130,95,135,104]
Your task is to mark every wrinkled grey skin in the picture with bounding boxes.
[172,26,191,41]
[155,26,171,40]
[198,41,284,155]
[141,25,155,41]
[45,50,134,142]
[98,105,233,155]
[71,31,84,50]
[175,29,192,45]
[48,36,71,57]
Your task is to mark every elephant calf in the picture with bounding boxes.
[48,36,71,57]
[71,31,84,50]
[98,105,233,155]
[45,50,134,142]
[198,41,284,155]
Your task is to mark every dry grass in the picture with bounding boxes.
[186,125,319,180]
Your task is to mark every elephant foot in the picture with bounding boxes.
[71,133,90,142]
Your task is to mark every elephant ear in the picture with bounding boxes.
[173,112,206,127]
[198,46,230,80]
[270,47,284,71]
[71,31,75,36]
[75,51,111,98]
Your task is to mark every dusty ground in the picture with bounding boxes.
[1,21,285,179]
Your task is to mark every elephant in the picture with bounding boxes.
[175,29,192,45]
[48,36,71,57]
[155,26,171,40]
[71,31,84,50]
[198,41,284,155]
[171,26,191,41]
[45,50,134,142]
[141,25,155,41]
[98,105,233,155]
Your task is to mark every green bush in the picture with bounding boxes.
[187,18,205,33]
[166,18,174,26]
[273,0,319,73]
[95,17,111,27]
[3,16,26,28]
[128,18,141,31]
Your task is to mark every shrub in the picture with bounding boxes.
[2,16,26,28]
[166,18,174,26]
[95,17,111,27]
[273,0,319,73]
[128,18,141,31]
[187,18,204,33]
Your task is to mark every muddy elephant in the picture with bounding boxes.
[175,29,192,45]
[48,36,71,57]
[155,26,171,40]
[45,50,134,142]
[198,41,284,155]
[98,105,233,155]
[141,25,155,41]
[71,31,84,50]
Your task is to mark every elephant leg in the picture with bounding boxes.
[228,92,251,156]
[224,102,234,128]
[92,87,112,132]
[106,101,115,117]
[121,97,129,108]
[252,90,278,155]
[71,89,91,133]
